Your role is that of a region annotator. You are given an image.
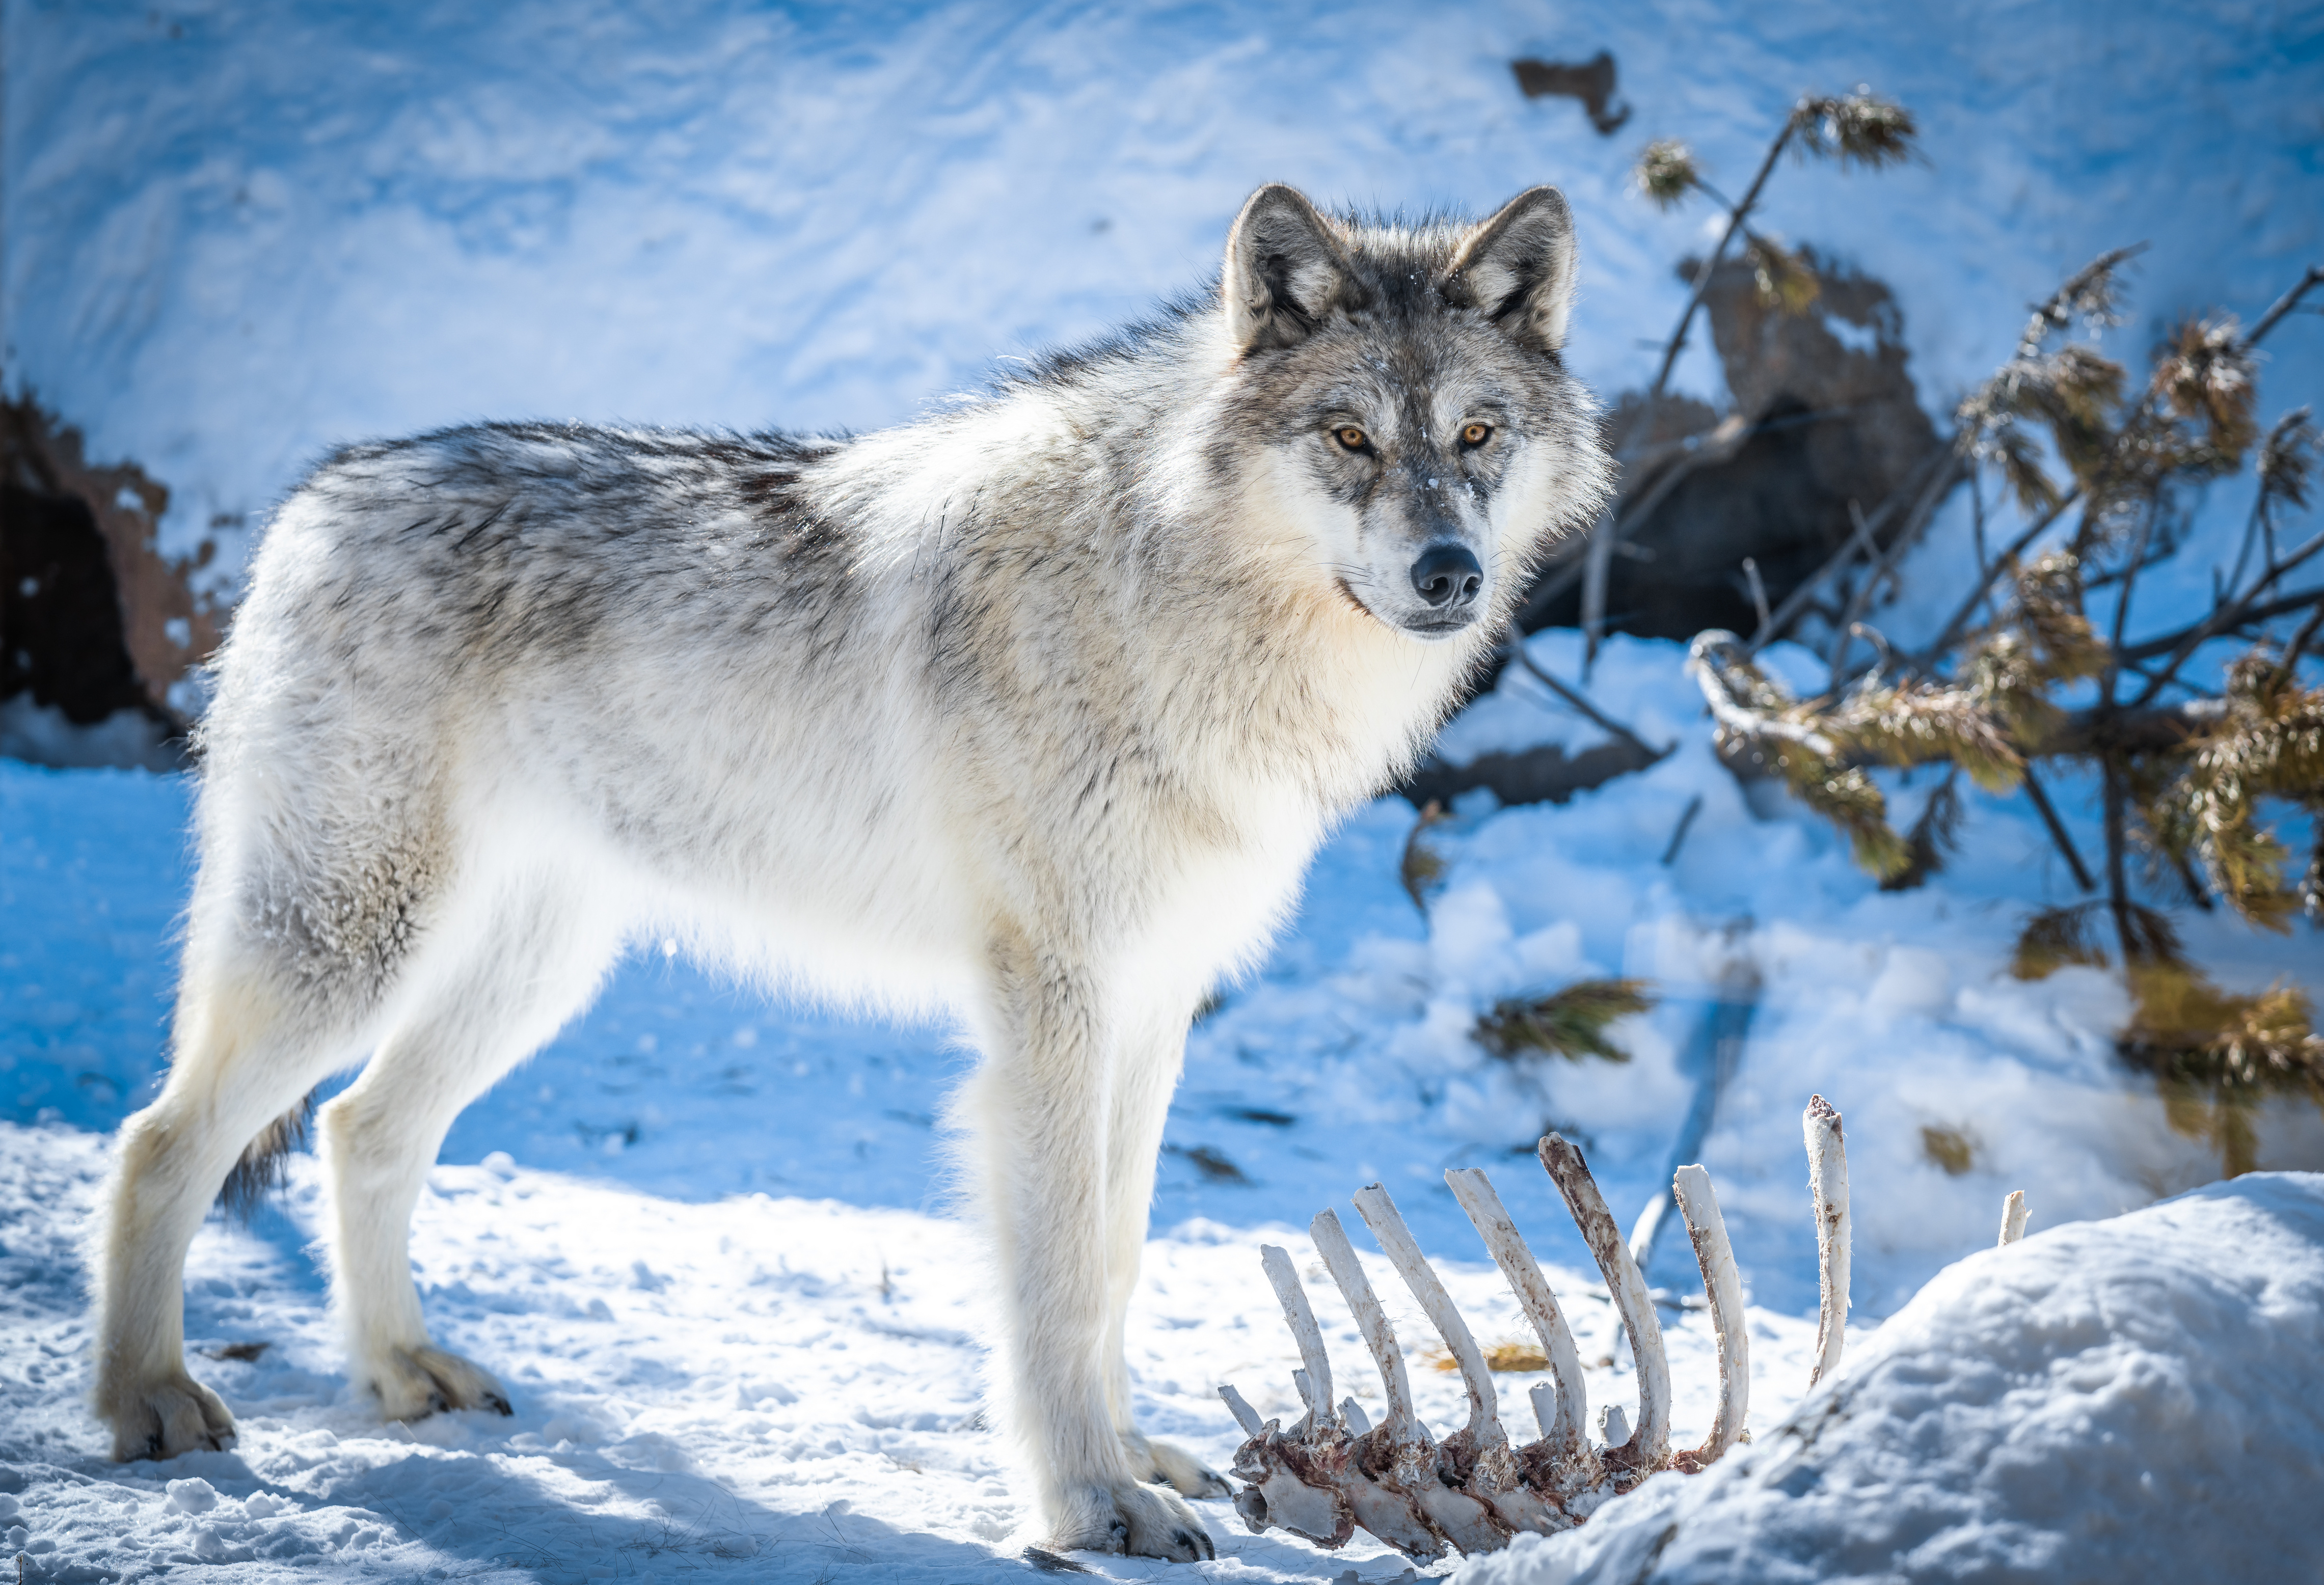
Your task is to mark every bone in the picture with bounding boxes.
[1670,1164,1747,1468]
[1309,1209,1419,1436]
[1293,1369,1319,1430]
[1350,1185,1500,1442]
[1528,1383,1557,1444]
[1537,1135,1671,1471]
[1353,1184,1552,1544]
[1220,1383,1265,1439]
[1310,1209,1481,1558]
[1446,1166,1590,1463]
[1805,1095,1851,1389]
[1341,1397,1372,1436]
[1998,1189,2029,1246]
[1262,1244,1336,1429]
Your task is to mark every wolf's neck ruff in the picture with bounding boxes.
[90,183,1610,1562]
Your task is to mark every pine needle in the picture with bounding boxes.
[2154,315,2259,463]
[1476,978,1656,1062]
[1636,139,1697,208]
[2258,407,2317,511]
[1746,236,1820,315]
[1792,91,1917,169]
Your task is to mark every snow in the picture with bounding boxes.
[6,0,2319,606]
[1465,1171,2324,1584]
[5,653,2319,1576]
[5,0,2324,1578]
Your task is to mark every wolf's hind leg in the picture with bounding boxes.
[319,879,617,1422]
[95,967,374,1461]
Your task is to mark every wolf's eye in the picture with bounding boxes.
[1460,422,1494,448]
[1333,425,1369,453]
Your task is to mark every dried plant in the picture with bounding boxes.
[1790,90,1918,169]
[2007,901,2114,980]
[2148,653,2324,930]
[1918,1125,1975,1176]
[2258,407,2317,512]
[2155,315,2260,461]
[1745,236,1820,315]
[1402,800,1451,912]
[1636,139,1697,208]
[1424,1340,1551,1374]
[1476,978,1657,1062]
[1881,770,1964,892]
[2127,967,2324,1177]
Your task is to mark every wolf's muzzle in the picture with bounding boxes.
[1409,543,1483,610]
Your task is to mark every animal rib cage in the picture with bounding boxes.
[1217,1095,1854,1563]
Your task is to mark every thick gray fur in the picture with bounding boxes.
[91,183,1611,1558]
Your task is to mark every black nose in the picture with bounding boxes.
[1410,543,1483,609]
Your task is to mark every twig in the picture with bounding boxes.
[1833,451,1974,679]
[1920,260,2320,679]
[1659,794,1705,867]
[2019,766,2096,893]
[2101,491,2161,709]
[2242,263,2324,347]
[1747,445,1954,656]
[1508,642,1669,759]
[1686,637,1840,756]
[1742,558,1772,638]
[2267,600,2324,690]
[2130,526,2324,703]
[2169,847,2215,912]
[1970,472,1988,584]
[1908,485,2083,671]
[1646,122,1798,403]
[2118,585,2324,663]
[1511,404,1862,634]
[1581,507,1616,672]
[2102,759,2135,963]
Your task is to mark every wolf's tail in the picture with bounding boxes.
[215,1090,318,1219]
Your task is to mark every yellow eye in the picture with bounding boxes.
[1334,425,1369,452]
[1461,422,1493,448]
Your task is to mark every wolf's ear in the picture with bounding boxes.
[1445,186,1578,355]
[1223,184,1359,354]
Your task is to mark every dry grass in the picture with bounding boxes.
[1423,1341,1551,1374]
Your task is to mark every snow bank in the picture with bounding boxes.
[1465,1171,2324,1584]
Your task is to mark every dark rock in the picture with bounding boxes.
[1530,251,1944,642]
[1512,53,1632,135]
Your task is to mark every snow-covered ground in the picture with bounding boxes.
[6,628,2321,1578]
[6,0,2324,1579]
[1470,1171,2324,1584]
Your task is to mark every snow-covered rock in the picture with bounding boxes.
[1465,1172,2324,1584]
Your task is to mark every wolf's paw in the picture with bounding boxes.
[1129,1432,1233,1499]
[103,1372,237,1462]
[364,1345,512,1422]
[1051,1479,1217,1562]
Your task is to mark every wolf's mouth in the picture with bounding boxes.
[1336,579,1477,641]
[1398,612,1478,640]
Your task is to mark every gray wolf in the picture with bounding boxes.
[90,182,1610,1559]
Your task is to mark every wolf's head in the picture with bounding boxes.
[1213,184,1611,642]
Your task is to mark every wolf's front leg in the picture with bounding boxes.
[1104,1011,1231,1502]
[964,945,1215,1562]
